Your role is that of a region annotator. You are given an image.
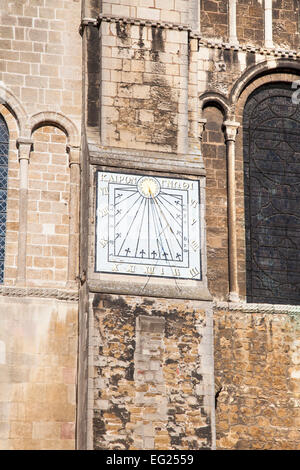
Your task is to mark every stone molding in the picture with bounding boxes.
[214,301,300,315]
[88,279,212,302]
[29,111,80,147]
[81,14,300,58]
[16,138,33,162]
[198,38,300,58]
[89,146,206,176]
[90,13,192,32]
[0,286,79,301]
[223,121,240,142]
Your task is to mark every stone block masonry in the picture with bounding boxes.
[0,296,77,450]
[0,0,82,127]
[214,307,300,450]
[0,0,81,451]
[91,294,215,450]
[99,20,188,153]
[26,126,69,287]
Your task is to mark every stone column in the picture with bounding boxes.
[229,0,239,45]
[264,0,273,48]
[198,118,207,148]
[224,121,240,302]
[67,145,80,287]
[188,37,203,159]
[199,0,201,34]
[16,138,33,285]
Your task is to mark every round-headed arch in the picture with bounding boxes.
[28,112,80,147]
[0,84,28,137]
[230,58,300,107]
[199,91,231,119]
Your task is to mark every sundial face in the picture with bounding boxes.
[95,170,202,280]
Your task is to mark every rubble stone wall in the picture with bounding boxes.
[91,294,215,450]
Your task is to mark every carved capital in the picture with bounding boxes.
[67,145,80,166]
[17,138,33,162]
[223,121,240,142]
[198,118,207,141]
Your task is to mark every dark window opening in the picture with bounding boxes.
[0,115,9,284]
[244,83,300,305]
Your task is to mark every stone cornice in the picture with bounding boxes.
[198,38,300,59]
[98,13,192,31]
[0,286,79,301]
[88,145,206,176]
[80,14,300,59]
[81,14,192,33]
[214,301,300,315]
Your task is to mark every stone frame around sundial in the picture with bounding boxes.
[87,148,211,301]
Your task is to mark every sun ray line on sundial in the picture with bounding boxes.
[150,198,182,292]
[150,200,163,258]
[151,199,168,259]
[155,195,182,228]
[134,197,148,258]
[116,195,145,256]
[115,192,142,227]
[151,193,184,258]
[152,198,174,261]
[150,199,165,259]
[115,190,138,206]
[153,197,183,250]
[159,193,182,212]
[156,219,182,252]
[160,192,182,200]
[114,187,137,192]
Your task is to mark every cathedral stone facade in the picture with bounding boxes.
[0,0,299,450]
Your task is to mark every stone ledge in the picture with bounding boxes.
[198,38,300,59]
[214,301,300,314]
[89,279,212,302]
[80,15,300,59]
[81,14,192,32]
[0,286,79,301]
[98,13,192,32]
[89,146,206,176]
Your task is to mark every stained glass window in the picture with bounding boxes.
[244,83,300,305]
[0,115,9,284]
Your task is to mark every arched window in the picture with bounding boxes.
[0,115,9,284]
[243,83,300,305]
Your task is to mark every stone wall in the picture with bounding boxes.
[99,21,187,153]
[90,294,215,450]
[0,0,81,126]
[236,0,264,46]
[101,0,192,24]
[202,105,228,301]
[201,0,228,40]
[0,0,81,451]
[273,0,299,49]
[214,306,300,450]
[0,295,77,450]
[80,0,300,452]
[26,126,69,287]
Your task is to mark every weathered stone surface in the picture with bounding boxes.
[0,296,77,450]
[214,309,300,450]
[91,294,215,450]
[0,0,300,452]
